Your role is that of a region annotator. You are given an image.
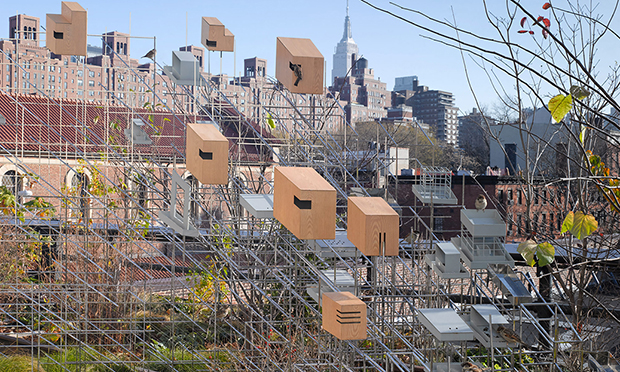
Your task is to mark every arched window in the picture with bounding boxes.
[137,182,148,209]
[2,170,23,204]
[71,172,90,222]
[23,26,28,40]
[132,173,149,210]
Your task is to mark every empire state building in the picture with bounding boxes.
[331,1,359,84]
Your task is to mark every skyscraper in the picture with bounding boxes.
[331,0,359,84]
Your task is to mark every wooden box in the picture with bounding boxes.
[347,197,399,256]
[322,292,366,340]
[273,167,336,240]
[276,37,324,94]
[201,17,234,52]
[186,123,228,185]
[46,2,87,56]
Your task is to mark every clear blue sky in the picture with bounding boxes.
[2,0,619,116]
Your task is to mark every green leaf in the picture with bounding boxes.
[267,113,276,129]
[569,85,590,100]
[536,242,555,266]
[561,211,574,233]
[569,211,598,240]
[589,154,601,167]
[548,94,573,123]
[517,239,537,266]
[579,124,586,145]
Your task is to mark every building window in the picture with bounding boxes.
[550,213,554,233]
[71,172,90,222]
[1,170,23,204]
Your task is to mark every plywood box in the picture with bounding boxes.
[273,167,336,240]
[276,37,324,94]
[347,197,399,256]
[201,17,234,52]
[186,123,228,185]
[46,2,87,56]
[322,292,366,340]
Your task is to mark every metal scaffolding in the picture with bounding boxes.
[0,31,588,372]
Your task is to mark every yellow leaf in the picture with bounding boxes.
[570,212,598,240]
[517,239,537,266]
[561,211,574,234]
[548,94,573,123]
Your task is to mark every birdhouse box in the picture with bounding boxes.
[276,37,324,94]
[186,123,228,185]
[425,241,468,279]
[456,209,514,269]
[124,118,152,145]
[322,292,366,340]
[163,51,203,86]
[46,2,87,56]
[347,197,399,256]
[158,172,199,237]
[418,308,474,342]
[273,167,336,240]
[201,17,234,52]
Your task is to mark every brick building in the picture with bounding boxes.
[393,175,567,242]
[330,56,390,125]
[0,14,345,135]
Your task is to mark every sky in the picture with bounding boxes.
[2,0,619,116]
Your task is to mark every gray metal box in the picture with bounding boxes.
[418,308,474,342]
[163,51,203,86]
[240,194,274,219]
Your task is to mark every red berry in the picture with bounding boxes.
[543,2,551,10]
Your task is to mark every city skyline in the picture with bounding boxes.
[1,0,618,117]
